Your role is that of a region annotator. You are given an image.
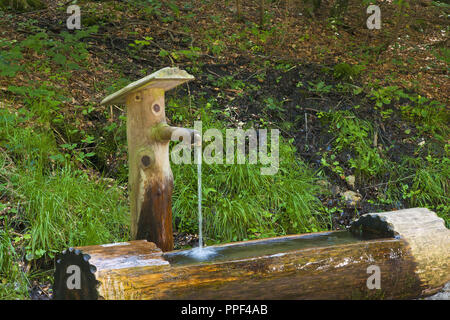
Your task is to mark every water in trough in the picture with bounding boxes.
[164,230,373,266]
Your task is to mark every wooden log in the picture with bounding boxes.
[100,68,194,252]
[349,207,450,296]
[53,208,449,300]
[93,238,422,300]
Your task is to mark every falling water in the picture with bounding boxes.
[196,144,203,250]
[184,145,217,260]
[185,144,217,261]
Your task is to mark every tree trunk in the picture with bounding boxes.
[259,0,265,28]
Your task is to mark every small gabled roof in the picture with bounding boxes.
[100,67,194,106]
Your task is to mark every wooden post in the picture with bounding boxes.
[100,67,195,252]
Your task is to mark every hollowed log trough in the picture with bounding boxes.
[53,208,449,299]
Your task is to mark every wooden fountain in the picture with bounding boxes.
[99,67,196,252]
[53,67,449,300]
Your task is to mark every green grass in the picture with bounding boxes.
[0,223,29,299]
[0,106,129,299]
[386,155,450,227]
[171,118,331,243]
[12,165,129,257]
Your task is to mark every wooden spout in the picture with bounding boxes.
[100,67,194,252]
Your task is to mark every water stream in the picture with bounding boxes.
[188,144,217,260]
[196,144,203,250]
[164,230,376,266]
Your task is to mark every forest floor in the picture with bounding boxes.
[0,0,448,299]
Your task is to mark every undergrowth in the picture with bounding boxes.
[0,1,448,300]
[0,106,129,298]
[171,120,331,243]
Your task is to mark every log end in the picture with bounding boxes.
[53,247,100,300]
[350,208,450,294]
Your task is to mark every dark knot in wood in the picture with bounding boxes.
[141,155,151,167]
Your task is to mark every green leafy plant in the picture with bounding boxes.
[400,95,448,138]
[264,97,284,114]
[0,39,23,77]
[332,63,365,82]
[308,81,332,95]
[214,75,246,91]
[319,111,386,180]
[129,36,153,50]
[369,85,408,108]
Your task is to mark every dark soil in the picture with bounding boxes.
[167,60,427,229]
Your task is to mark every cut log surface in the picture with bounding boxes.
[55,208,449,300]
[74,240,169,300]
[76,240,169,271]
[350,207,450,296]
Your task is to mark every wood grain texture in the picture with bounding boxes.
[350,208,450,296]
[126,88,174,251]
[92,239,422,300]
[101,67,194,252]
[75,240,168,271]
[66,208,448,300]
